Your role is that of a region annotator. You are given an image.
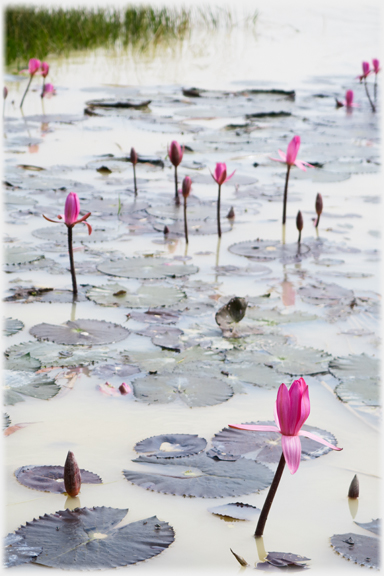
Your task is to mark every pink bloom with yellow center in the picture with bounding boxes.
[229,378,342,474]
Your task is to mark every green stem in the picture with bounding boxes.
[174,165,179,203]
[255,452,286,537]
[133,164,137,195]
[20,75,33,108]
[67,226,78,296]
[217,184,222,238]
[282,165,291,225]
[183,196,188,244]
[363,78,376,112]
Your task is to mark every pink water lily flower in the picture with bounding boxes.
[41,83,55,98]
[40,62,49,78]
[229,378,342,474]
[43,192,92,234]
[20,58,41,76]
[372,59,380,74]
[357,61,371,81]
[271,135,313,172]
[336,90,358,109]
[211,162,235,185]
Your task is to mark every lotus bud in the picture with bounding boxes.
[3,86,8,100]
[227,206,235,219]
[119,382,132,395]
[64,192,80,226]
[64,451,81,497]
[372,59,380,74]
[28,58,41,76]
[168,140,183,167]
[296,210,303,232]
[40,62,49,78]
[164,225,170,235]
[182,176,192,198]
[348,474,359,499]
[315,193,323,216]
[130,147,138,165]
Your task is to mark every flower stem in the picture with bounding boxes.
[183,196,189,244]
[282,165,291,225]
[20,75,33,109]
[363,78,376,112]
[67,226,78,296]
[133,163,137,196]
[255,452,286,537]
[374,76,377,102]
[174,165,179,204]
[217,184,222,238]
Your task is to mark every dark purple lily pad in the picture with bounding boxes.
[15,507,174,569]
[256,552,310,570]
[4,533,42,568]
[208,502,260,520]
[97,257,199,279]
[30,319,130,346]
[135,325,184,351]
[128,309,180,324]
[123,452,274,498]
[211,422,339,464]
[134,434,207,458]
[229,240,310,262]
[354,519,380,536]
[330,533,379,569]
[132,373,233,407]
[15,465,102,493]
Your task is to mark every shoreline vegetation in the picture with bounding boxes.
[6,5,258,67]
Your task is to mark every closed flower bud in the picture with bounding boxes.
[227,206,235,219]
[315,193,323,216]
[348,474,359,499]
[63,451,81,497]
[130,147,138,165]
[119,382,132,395]
[64,192,80,226]
[296,210,303,232]
[3,86,8,99]
[168,141,183,167]
[182,176,192,198]
[164,225,170,235]
[40,62,49,78]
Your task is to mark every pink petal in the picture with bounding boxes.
[286,136,300,165]
[270,157,286,164]
[75,212,92,224]
[228,424,280,433]
[64,192,80,226]
[42,215,61,224]
[293,160,307,171]
[281,435,302,474]
[277,150,287,161]
[84,222,92,235]
[298,430,342,451]
[224,169,236,183]
[275,384,291,435]
[287,380,303,434]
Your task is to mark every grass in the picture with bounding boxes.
[5,5,257,67]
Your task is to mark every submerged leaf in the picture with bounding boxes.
[15,507,174,569]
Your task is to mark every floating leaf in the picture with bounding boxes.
[124,452,274,498]
[258,551,310,569]
[132,373,233,407]
[128,309,180,324]
[135,325,183,351]
[15,507,174,569]
[211,422,339,464]
[153,219,233,236]
[15,465,102,493]
[3,413,11,430]
[4,352,41,372]
[229,240,310,262]
[298,281,354,305]
[4,370,60,405]
[4,533,42,568]
[330,355,380,407]
[265,345,332,376]
[330,533,379,569]
[134,434,207,458]
[5,246,44,266]
[30,319,130,346]
[227,363,291,389]
[208,502,260,520]
[354,519,380,536]
[97,257,198,279]
[4,317,24,336]
[86,283,185,308]
[91,363,140,379]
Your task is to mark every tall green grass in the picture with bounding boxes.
[5,5,255,67]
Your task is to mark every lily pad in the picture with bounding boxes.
[4,317,24,336]
[135,325,184,351]
[153,219,233,236]
[5,246,44,266]
[123,452,274,498]
[298,281,354,305]
[354,519,380,536]
[30,319,130,346]
[4,533,42,568]
[330,355,380,407]
[91,363,140,379]
[208,502,260,520]
[14,507,174,569]
[264,345,332,376]
[211,421,339,464]
[227,363,291,389]
[4,352,41,372]
[4,413,11,430]
[258,552,310,569]
[128,309,180,324]
[229,240,310,262]
[134,434,207,458]
[15,465,102,493]
[97,257,199,279]
[86,283,185,308]
[132,374,233,407]
[4,370,60,405]
[330,533,379,569]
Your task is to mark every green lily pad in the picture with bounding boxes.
[228,240,310,262]
[30,319,130,346]
[123,452,274,498]
[265,345,333,376]
[4,246,44,266]
[4,317,24,336]
[97,257,199,279]
[246,307,318,325]
[134,434,207,458]
[86,283,185,308]
[135,325,184,351]
[4,370,60,405]
[14,507,174,569]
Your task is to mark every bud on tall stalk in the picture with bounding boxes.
[315,193,323,228]
[296,210,303,244]
[64,451,81,497]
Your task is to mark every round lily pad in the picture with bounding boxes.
[97,257,199,279]
[4,317,24,336]
[5,246,44,265]
[4,370,60,406]
[153,219,233,236]
[124,452,273,498]
[86,283,185,308]
[14,507,174,569]
[207,502,260,521]
[4,533,42,568]
[298,281,354,305]
[330,533,379,569]
[134,434,207,459]
[329,354,380,407]
[30,319,130,346]
[211,421,340,464]
[15,465,102,493]
[227,363,291,389]
[135,325,183,351]
[91,363,140,378]
[264,345,332,376]
[228,240,310,262]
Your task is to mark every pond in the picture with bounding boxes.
[3,0,381,573]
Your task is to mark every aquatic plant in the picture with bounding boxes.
[271,136,313,234]
[130,147,138,195]
[296,210,303,245]
[372,58,380,101]
[41,83,55,98]
[229,378,342,536]
[357,61,375,112]
[211,163,235,238]
[336,89,358,109]
[43,192,92,296]
[63,451,81,497]
[168,140,184,204]
[182,176,192,244]
[19,57,41,108]
[315,193,323,228]
[3,86,7,117]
